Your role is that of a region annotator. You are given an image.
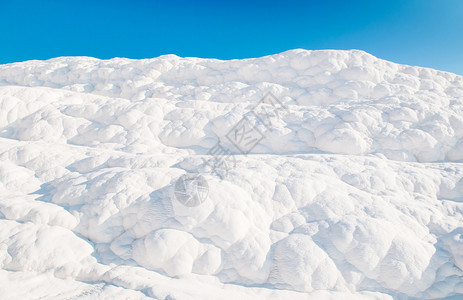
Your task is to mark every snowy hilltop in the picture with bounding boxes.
[0,49,462,299]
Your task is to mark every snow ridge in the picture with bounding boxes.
[0,49,462,299]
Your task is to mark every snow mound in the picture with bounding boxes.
[0,49,462,299]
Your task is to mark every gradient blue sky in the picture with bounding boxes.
[1,0,462,74]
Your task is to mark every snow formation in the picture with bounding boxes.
[0,49,462,299]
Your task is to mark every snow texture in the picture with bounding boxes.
[0,49,462,299]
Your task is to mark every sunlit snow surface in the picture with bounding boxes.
[0,50,463,299]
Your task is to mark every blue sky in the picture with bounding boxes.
[1,0,462,74]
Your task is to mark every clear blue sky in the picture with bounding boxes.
[1,0,462,75]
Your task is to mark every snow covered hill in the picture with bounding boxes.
[0,49,462,299]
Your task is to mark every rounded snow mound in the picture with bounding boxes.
[1,49,462,162]
[0,50,462,299]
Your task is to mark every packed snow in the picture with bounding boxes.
[0,49,462,299]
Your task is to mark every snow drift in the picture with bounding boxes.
[0,49,462,299]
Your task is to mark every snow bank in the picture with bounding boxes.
[0,49,462,299]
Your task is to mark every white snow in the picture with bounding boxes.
[0,49,462,299]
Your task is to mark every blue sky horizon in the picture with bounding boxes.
[1,0,462,75]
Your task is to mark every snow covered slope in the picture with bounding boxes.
[0,49,462,299]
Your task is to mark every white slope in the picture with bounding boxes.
[0,49,462,299]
